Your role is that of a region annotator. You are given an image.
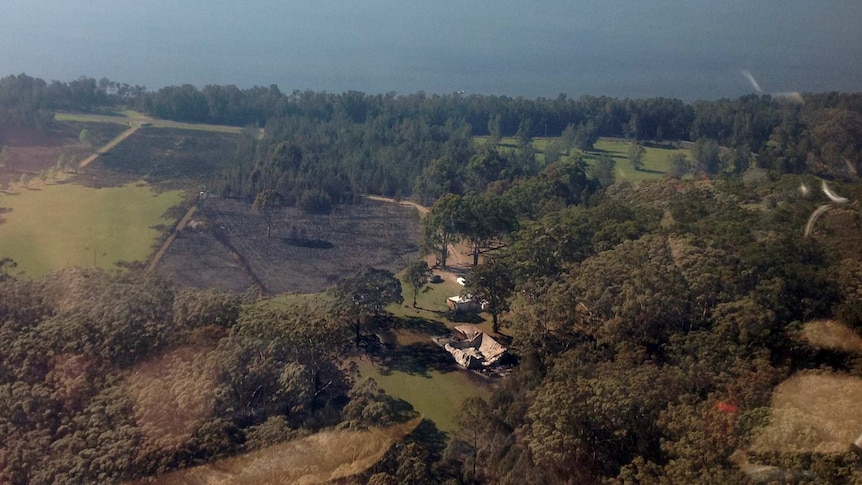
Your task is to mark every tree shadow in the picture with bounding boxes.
[409,418,450,457]
[385,395,421,423]
[370,341,459,377]
[635,168,665,175]
[392,316,449,335]
[446,312,485,324]
[281,237,334,249]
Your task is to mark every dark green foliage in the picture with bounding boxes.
[341,378,416,428]
[504,155,595,219]
[464,259,514,333]
[627,141,645,171]
[405,260,432,308]
[590,153,617,188]
[421,193,463,268]
[332,266,403,344]
[441,174,862,483]
[172,288,242,330]
[454,192,518,266]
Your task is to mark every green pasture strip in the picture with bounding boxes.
[355,359,489,434]
[54,112,245,134]
[54,112,135,124]
[474,135,690,182]
[148,120,245,134]
[0,182,182,278]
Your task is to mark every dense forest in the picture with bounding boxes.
[2,73,862,208]
[2,73,862,483]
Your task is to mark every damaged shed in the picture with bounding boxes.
[438,325,508,369]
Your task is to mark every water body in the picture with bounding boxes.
[2,0,861,100]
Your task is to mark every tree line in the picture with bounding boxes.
[3,73,861,207]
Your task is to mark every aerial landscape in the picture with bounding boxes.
[2,3,862,485]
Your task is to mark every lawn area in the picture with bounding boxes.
[0,181,182,278]
[354,358,490,435]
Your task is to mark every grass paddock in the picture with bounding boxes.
[0,181,182,277]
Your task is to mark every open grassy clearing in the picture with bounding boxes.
[802,320,862,354]
[354,359,490,434]
[474,135,691,182]
[0,181,182,277]
[129,417,422,485]
[588,138,689,182]
[749,371,862,454]
[388,267,504,336]
[55,111,252,134]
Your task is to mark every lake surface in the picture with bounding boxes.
[2,0,861,100]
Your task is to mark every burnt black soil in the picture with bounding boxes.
[156,197,422,294]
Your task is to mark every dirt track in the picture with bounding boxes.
[78,125,139,169]
[145,205,197,275]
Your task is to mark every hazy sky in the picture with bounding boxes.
[2,1,861,99]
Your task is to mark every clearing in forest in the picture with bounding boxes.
[802,319,862,354]
[128,417,423,485]
[475,136,690,182]
[750,371,862,454]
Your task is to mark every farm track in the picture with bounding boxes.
[77,125,139,169]
[145,205,197,275]
[54,114,253,278]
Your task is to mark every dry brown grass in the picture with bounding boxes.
[750,371,862,454]
[131,418,422,485]
[802,319,862,353]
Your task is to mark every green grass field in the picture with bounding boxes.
[0,181,182,278]
[589,138,690,182]
[474,136,691,182]
[55,111,250,135]
[355,359,490,434]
